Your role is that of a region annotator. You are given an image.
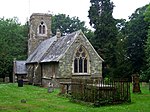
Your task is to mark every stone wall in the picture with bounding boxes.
[33,64,42,85]
[41,78,60,87]
[59,32,103,79]
[27,64,34,84]
[41,62,59,87]
[28,13,52,56]
[42,63,58,79]
[27,63,42,85]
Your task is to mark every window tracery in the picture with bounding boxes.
[38,21,46,34]
[74,45,88,73]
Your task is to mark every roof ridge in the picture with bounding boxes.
[27,30,82,63]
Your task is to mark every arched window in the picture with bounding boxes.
[74,45,88,73]
[38,21,46,34]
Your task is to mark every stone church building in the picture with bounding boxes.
[14,13,103,87]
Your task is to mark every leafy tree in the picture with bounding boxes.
[143,4,150,81]
[112,32,132,78]
[88,0,118,77]
[51,13,95,42]
[125,5,149,76]
[0,18,28,81]
[51,14,87,35]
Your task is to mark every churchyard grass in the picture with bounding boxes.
[0,83,149,112]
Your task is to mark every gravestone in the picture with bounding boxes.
[5,77,9,83]
[60,84,66,94]
[48,82,54,93]
[132,74,141,93]
[0,78,3,82]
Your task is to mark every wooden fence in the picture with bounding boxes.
[71,78,131,106]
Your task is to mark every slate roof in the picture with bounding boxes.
[26,35,57,63]
[26,30,80,63]
[14,61,27,74]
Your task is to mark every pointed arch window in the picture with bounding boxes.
[38,21,46,34]
[74,45,88,73]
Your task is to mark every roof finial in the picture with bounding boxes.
[56,29,61,40]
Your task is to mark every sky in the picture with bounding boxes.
[0,0,150,28]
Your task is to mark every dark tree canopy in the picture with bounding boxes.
[51,13,94,43]
[51,14,87,36]
[88,0,118,77]
[143,4,150,81]
[125,5,149,74]
[0,18,28,81]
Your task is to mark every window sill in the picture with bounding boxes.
[37,34,47,37]
[72,73,90,76]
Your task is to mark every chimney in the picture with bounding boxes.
[56,29,61,40]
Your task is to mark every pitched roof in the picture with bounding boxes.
[14,61,27,74]
[26,35,57,63]
[26,30,80,63]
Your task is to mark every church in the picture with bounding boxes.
[13,13,103,87]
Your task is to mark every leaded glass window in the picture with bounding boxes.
[74,58,78,73]
[39,21,46,34]
[74,45,88,73]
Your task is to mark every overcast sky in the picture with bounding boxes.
[0,0,149,28]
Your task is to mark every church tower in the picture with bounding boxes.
[28,13,52,56]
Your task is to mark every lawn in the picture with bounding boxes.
[0,83,149,112]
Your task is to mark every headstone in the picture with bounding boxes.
[5,77,9,83]
[18,80,23,87]
[60,84,66,94]
[132,74,141,93]
[48,82,54,93]
[0,78,3,82]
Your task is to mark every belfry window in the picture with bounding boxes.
[74,45,88,73]
[39,21,46,34]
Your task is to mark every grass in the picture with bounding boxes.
[0,83,149,112]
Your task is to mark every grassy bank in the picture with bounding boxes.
[0,83,149,112]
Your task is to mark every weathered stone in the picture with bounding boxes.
[26,13,103,87]
[5,77,9,83]
[132,74,141,93]
[0,78,4,82]
[47,82,54,93]
[28,13,52,56]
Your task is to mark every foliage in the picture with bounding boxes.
[51,14,87,35]
[111,31,132,79]
[0,83,149,112]
[124,5,149,75]
[109,4,150,80]
[51,13,94,42]
[144,4,150,82]
[0,18,28,80]
[88,0,118,77]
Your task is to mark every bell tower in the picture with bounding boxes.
[28,13,52,56]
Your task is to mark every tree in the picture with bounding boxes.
[125,5,149,76]
[51,13,94,43]
[51,14,87,35]
[112,32,132,78]
[143,4,150,81]
[88,0,118,77]
[0,18,28,81]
